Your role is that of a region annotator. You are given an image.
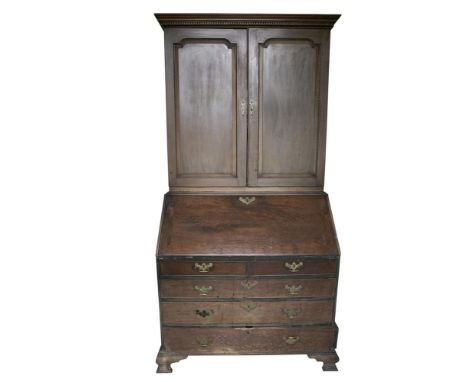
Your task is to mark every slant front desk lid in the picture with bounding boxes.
[157,194,340,257]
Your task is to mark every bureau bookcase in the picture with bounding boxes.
[154,13,341,372]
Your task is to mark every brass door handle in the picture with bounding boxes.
[284,336,300,345]
[194,309,214,318]
[249,100,255,115]
[240,302,257,312]
[193,285,213,296]
[196,337,213,347]
[240,100,246,116]
[282,307,302,319]
[240,280,258,290]
[285,284,303,295]
[284,261,303,272]
[194,262,213,273]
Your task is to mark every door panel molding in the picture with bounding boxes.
[173,39,238,179]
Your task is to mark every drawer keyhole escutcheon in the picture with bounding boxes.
[240,280,258,290]
[194,309,214,318]
[282,307,302,319]
[194,285,213,296]
[240,302,257,312]
[285,284,303,295]
[239,196,256,205]
[196,337,213,347]
[236,325,254,335]
[194,262,213,273]
[284,261,303,272]
[284,336,300,345]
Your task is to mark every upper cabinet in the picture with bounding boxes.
[156,14,340,189]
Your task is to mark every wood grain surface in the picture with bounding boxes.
[248,28,330,187]
[164,28,248,187]
[161,300,333,325]
[157,194,340,256]
[159,260,246,275]
[159,277,336,299]
[162,326,335,354]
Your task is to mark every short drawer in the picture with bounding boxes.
[250,258,338,276]
[161,300,333,325]
[159,260,246,276]
[162,326,335,354]
[160,278,336,299]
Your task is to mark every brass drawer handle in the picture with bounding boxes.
[194,285,213,296]
[240,302,257,312]
[239,196,255,205]
[284,261,303,272]
[282,307,302,319]
[240,280,258,290]
[194,262,213,273]
[196,337,213,347]
[194,309,214,318]
[285,284,303,295]
[284,336,300,345]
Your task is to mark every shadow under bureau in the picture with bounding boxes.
[153,13,342,372]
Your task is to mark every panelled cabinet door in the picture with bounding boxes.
[164,29,248,187]
[248,29,330,187]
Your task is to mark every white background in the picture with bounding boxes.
[1,0,468,381]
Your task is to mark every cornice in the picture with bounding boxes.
[154,13,341,29]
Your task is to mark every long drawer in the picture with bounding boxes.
[159,258,338,276]
[160,278,336,299]
[161,300,333,325]
[162,326,336,354]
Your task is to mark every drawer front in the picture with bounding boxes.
[250,259,338,275]
[162,326,335,354]
[159,260,246,276]
[161,300,333,325]
[160,278,336,299]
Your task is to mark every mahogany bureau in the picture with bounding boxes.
[154,14,341,373]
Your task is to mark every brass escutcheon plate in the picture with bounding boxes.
[240,302,257,312]
[240,280,258,290]
[239,196,256,205]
